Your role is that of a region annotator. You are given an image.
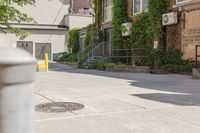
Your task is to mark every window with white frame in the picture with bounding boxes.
[133,0,148,14]
[104,0,113,22]
[176,0,192,4]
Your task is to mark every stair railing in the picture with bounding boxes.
[78,42,105,64]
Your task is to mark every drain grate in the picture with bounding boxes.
[35,102,84,113]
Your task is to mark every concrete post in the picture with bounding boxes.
[0,48,36,133]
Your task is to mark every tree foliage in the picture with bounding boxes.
[68,28,79,53]
[0,0,36,36]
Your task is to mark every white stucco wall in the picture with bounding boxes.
[15,0,69,25]
[0,30,67,60]
[0,0,69,60]
[65,14,94,29]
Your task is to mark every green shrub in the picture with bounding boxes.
[160,48,183,65]
[58,53,77,62]
[104,63,117,69]
[136,47,194,73]
[161,63,193,74]
[159,48,193,73]
[91,60,106,70]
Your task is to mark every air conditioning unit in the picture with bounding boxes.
[162,12,178,26]
[122,22,132,37]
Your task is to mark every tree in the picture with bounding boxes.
[68,29,79,53]
[0,0,36,36]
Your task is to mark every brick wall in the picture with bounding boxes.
[167,1,200,61]
[181,3,200,60]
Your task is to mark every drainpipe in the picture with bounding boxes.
[0,48,36,133]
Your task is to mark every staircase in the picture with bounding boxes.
[77,42,106,64]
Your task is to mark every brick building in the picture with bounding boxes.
[101,0,200,61]
[167,0,200,61]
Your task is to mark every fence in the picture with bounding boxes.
[109,48,150,66]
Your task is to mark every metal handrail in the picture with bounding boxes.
[78,43,150,66]
[77,42,105,63]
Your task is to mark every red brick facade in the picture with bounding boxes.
[167,1,200,60]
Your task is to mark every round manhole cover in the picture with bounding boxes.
[35,102,85,113]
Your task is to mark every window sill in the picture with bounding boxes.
[173,0,200,8]
[103,21,112,24]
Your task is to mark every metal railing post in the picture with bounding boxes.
[0,48,36,133]
[196,45,198,68]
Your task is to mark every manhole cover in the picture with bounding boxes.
[35,102,85,113]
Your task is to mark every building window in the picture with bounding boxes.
[176,0,192,4]
[104,0,113,22]
[133,0,148,14]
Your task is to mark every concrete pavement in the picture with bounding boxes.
[35,62,200,133]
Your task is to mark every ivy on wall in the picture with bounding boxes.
[82,0,103,47]
[148,0,169,40]
[131,0,169,48]
[85,24,103,46]
[112,0,129,49]
[131,13,151,48]
[93,0,102,29]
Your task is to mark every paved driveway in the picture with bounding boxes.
[35,62,200,133]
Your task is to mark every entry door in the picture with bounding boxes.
[35,43,51,60]
[17,41,33,55]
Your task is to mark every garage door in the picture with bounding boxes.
[17,41,33,55]
[35,43,51,60]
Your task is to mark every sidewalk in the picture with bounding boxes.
[35,62,200,133]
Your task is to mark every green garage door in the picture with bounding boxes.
[35,43,51,60]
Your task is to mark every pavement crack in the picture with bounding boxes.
[35,91,55,103]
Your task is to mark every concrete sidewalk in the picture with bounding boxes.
[35,62,200,133]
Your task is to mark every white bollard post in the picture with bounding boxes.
[0,48,36,133]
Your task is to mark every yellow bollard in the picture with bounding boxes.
[45,53,49,72]
[36,53,49,72]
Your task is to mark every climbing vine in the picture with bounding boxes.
[93,0,102,29]
[85,24,103,46]
[112,0,129,49]
[131,12,151,48]
[131,0,169,48]
[147,0,169,41]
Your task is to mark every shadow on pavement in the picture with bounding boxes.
[49,62,200,106]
